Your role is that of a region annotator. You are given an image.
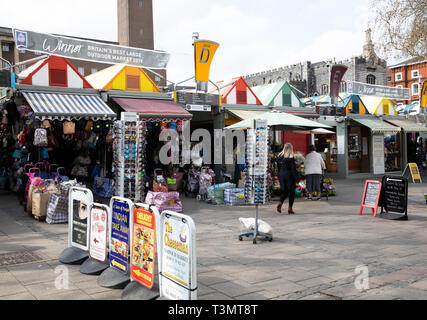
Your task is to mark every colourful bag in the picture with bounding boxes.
[34,128,48,147]
[63,121,75,135]
[145,191,183,213]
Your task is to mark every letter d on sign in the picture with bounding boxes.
[354,265,369,290]
[200,48,210,63]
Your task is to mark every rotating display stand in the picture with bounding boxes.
[113,112,147,203]
[240,119,273,244]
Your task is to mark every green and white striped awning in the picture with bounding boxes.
[22,91,117,121]
[352,118,400,133]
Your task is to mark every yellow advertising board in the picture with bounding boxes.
[420,81,427,108]
[194,40,219,82]
[409,163,421,182]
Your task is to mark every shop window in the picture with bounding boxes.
[351,96,360,113]
[50,69,66,86]
[126,75,140,90]
[236,90,246,104]
[411,70,419,79]
[321,84,328,95]
[91,68,98,74]
[387,76,392,82]
[383,103,389,114]
[2,44,9,52]
[282,93,291,105]
[366,74,376,84]
[395,72,402,81]
[340,81,347,93]
[78,67,85,76]
[412,83,419,95]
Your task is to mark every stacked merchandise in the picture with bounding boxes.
[224,188,245,206]
[206,182,236,205]
[112,116,146,203]
[244,119,271,205]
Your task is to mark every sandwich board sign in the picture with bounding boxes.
[109,197,133,274]
[159,211,197,300]
[380,176,408,220]
[68,187,93,250]
[89,203,110,263]
[360,180,382,217]
[130,204,158,289]
[403,163,422,183]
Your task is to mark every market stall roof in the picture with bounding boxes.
[360,96,398,116]
[22,90,116,121]
[351,118,400,133]
[251,81,304,108]
[112,97,192,121]
[209,77,262,105]
[226,109,266,120]
[225,111,332,130]
[384,118,427,132]
[85,64,161,93]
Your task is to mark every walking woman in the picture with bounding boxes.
[276,143,298,214]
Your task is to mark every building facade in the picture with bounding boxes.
[0,0,166,87]
[243,29,387,97]
[387,57,427,105]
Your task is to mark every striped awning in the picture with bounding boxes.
[22,91,117,121]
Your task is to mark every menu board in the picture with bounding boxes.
[131,206,155,289]
[89,204,109,263]
[382,176,408,214]
[364,182,381,206]
[360,180,382,217]
[110,199,131,274]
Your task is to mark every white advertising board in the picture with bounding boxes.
[159,211,197,300]
[89,203,110,263]
[68,187,93,251]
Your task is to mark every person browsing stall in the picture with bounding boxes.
[304,145,326,201]
[276,143,298,214]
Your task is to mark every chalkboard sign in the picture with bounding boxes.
[380,176,408,219]
[360,180,382,217]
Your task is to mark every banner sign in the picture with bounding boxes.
[330,64,347,99]
[159,211,197,300]
[89,203,109,263]
[347,81,410,100]
[420,81,427,108]
[194,40,219,82]
[360,180,382,217]
[109,197,133,274]
[131,205,156,289]
[69,187,93,251]
[174,91,221,107]
[13,28,170,70]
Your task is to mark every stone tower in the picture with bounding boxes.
[117,0,167,87]
[117,0,154,50]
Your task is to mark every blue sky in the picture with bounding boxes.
[1,0,395,84]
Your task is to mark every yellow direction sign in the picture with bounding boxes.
[403,163,422,183]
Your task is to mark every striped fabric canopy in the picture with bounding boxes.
[22,91,117,121]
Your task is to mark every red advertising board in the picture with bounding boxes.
[360,180,382,217]
[89,204,109,263]
[131,206,156,289]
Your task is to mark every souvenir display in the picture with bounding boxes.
[112,116,147,202]
[244,119,271,205]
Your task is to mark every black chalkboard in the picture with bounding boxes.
[364,182,381,206]
[381,176,408,215]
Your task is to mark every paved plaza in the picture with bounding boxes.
[0,174,426,300]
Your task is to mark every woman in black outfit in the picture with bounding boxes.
[276,143,298,214]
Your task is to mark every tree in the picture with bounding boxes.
[370,0,427,60]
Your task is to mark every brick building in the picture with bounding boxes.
[387,56,426,105]
[243,29,387,97]
[0,0,166,87]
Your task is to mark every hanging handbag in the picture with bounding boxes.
[84,120,94,132]
[34,128,48,147]
[41,119,51,129]
[63,121,75,135]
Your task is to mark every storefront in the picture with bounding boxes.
[349,115,401,174]
[383,116,427,169]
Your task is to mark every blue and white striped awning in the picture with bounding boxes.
[22,91,117,121]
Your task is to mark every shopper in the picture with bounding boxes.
[276,143,298,214]
[304,145,326,200]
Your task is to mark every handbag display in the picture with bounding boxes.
[33,128,48,147]
[84,120,94,132]
[63,121,75,135]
